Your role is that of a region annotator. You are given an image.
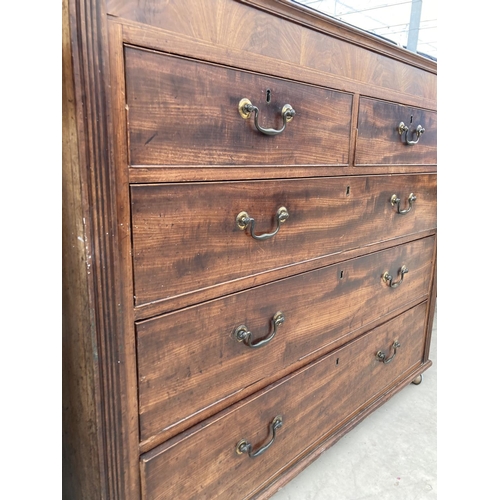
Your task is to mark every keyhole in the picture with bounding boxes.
[266,89,271,103]
[410,115,413,124]
[346,186,350,196]
[340,270,344,279]
[336,358,340,365]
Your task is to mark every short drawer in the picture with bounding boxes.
[355,97,437,166]
[130,174,436,306]
[140,303,428,500]
[124,46,352,166]
[137,236,435,442]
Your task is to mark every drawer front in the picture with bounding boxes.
[355,97,437,166]
[140,303,428,500]
[124,46,352,166]
[137,236,435,442]
[131,174,436,306]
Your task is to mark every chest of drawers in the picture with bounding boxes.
[63,0,437,498]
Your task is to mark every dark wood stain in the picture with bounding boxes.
[136,236,435,443]
[356,97,437,165]
[130,174,437,306]
[125,47,352,166]
[64,1,437,498]
[140,304,428,500]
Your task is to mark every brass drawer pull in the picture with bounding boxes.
[233,312,285,348]
[376,341,401,364]
[391,193,416,214]
[383,265,408,288]
[236,206,289,240]
[236,415,283,458]
[398,121,425,145]
[238,98,295,136]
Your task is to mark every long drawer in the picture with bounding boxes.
[130,174,436,306]
[136,235,435,442]
[140,303,428,500]
[355,97,437,166]
[124,46,352,166]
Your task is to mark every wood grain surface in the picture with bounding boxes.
[124,46,352,166]
[355,97,437,165]
[136,236,435,444]
[140,302,428,500]
[64,1,437,498]
[130,174,437,306]
[63,1,103,496]
[108,0,437,104]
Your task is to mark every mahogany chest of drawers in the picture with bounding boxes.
[62,1,437,498]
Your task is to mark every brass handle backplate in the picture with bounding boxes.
[236,415,283,458]
[391,193,416,214]
[233,312,285,348]
[383,265,408,288]
[398,121,425,145]
[236,206,289,240]
[376,341,401,364]
[239,98,295,136]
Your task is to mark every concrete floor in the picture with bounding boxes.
[271,306,437,500]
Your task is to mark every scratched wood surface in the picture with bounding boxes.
[130,174,437,307]
[140,303,428,500]
[63,4,142,499]
[124,46,352,166]
[137,236,434,446]
[63,1,102,497]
